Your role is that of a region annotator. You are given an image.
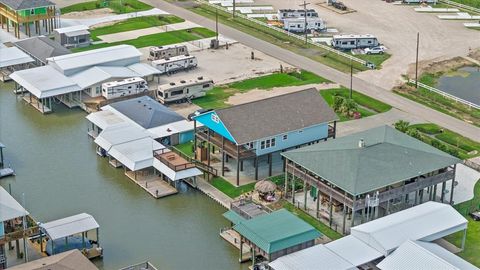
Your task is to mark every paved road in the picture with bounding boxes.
[143,0,480,141]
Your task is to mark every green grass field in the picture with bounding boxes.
[193,71,330,109]
[445,180,480,267]
[320,87,392,121]
[354,53,391,68]
[210,177,255,198]
[73,27,216,52]
[61,0,153,14]
[90,15,185,41]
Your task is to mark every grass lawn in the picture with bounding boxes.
[90,15,185,41]
[193,70,330,109]
[320,87,392,121]
[281,201,343,240]
[189,4,370,73]
[445,180,480,267]
[408,123,480,159]
[61,0,152,14]
[449,0,480,8]
[173,141,194,158]
[354,53,391,69]
[210,177,256,198]
[73,27,216,51]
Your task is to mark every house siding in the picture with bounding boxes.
[18,7,48,16]
[253,123,329,156]
[179,130,194,144]
[194,111,236,144]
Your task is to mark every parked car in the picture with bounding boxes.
[469,211,480,221]
[333,1,347,10]
[187,109,212,121]
[364,46,385,55]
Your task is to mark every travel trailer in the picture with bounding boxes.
[283,17,326,32]
[157,76,214,104]
[277,9,319,20]
[101,77,148,99]
[148,45,189,61]
[331,34,379,50]
[151,55,198,75]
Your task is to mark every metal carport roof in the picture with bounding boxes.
[40,213,99,240]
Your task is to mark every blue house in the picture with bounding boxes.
[193,89,338,185]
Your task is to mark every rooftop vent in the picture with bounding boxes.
[169,82,175,86]
[358,139,365,148]
[180,80,186,84]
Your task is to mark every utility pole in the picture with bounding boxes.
[215,8,219,42]
[350,59,353,99]
[233,0,236,18]
[415,32,420,89]
[299,1,310,44]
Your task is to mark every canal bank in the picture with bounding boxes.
[0,81,247,270]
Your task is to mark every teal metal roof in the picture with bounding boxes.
[282,125,460,196]
[233,209,321,254]
[223,210,246,225]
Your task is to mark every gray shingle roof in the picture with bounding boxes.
[14,36,70,64]
[109,96,185,129]
[215,88,338,144]
[282,125,460,196]
[0,0,55,10]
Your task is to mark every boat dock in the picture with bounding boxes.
[125,171,178,199]
[220,228,252,262]
[0,143,15,179]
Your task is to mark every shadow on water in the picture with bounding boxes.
[0,82,247,270]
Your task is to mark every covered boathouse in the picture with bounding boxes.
[281,125,461,234]
[192,88,338,186]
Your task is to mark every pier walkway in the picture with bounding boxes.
[196,177,232,209]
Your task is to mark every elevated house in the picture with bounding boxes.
[10,45,160,113]
[269,201,469,270]
[0,0,58,38]
[282,125,461,234]
[193,89,337,186]
[0,47,34,82]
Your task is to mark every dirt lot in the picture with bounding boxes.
[256,0,480,89]
[143,43,292,85]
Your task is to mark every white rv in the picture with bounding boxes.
[283,17,326,32]
[331,34,379,50]
[277,9,319,20]
[101,77,148,99]
[148,45,189,61]
[157,76,214,104]
[151,55,198,75]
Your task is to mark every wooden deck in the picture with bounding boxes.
[125,171,178,199]
[154,149,195,172]
[220,229,252,262]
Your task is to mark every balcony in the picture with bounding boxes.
[196,128,256,159]
[154,149,195,172]
[0,6,55,23]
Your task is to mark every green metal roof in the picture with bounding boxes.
[233,209,321,254]
[282,125,460,196]
[223,210,246,225]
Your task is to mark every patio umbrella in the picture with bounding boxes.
[255,180,277,194]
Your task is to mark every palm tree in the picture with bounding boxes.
[394,120,410,133]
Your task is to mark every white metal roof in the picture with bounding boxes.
[108,137,164,171]
[333,34,377,39]
[54,25,89,34]
[86,110,126,130]
[269,244,357,270]
[9,65,82,98]
[0,186,29,222]
[325,235,383,266]
[148,120,194,139]
[40,213,99,240]
[350,202,468,255]
[94,124,152,152]
[153,158,202,181]
[377,240,479,270]
[127,63,160,77]
[0,47,34,68]
[64,29,90,37]
[47,45,141,75]
[70,66,138,89]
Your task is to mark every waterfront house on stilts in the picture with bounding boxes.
[281,125,461,235]
[192,89,337,186]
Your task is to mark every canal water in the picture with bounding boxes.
[437,66,480,106]
[0,82,247,270]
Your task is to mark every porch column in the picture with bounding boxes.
[238,239,243,262]
[284,162,288,197]
[193,120,197,159]
[433,185,437,201]
[351,196,357,227]
[441,181,446,203]
[333,120,337,139]
[316,188,320,219]
[268,153,272,177]
[254,156,258,180]
[303,180,308,210]
[450,164,457,205]
[291,168,296,204]
[221,136,225,176]
[342,191,347,234]
[461,228,467,250]
[236,145,240,186]
[328,184,333,228]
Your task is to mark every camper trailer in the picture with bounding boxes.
[283,17,326,32]
[148,45,189,61]
[277,9,319,20]
[157,76,214,104]
[151,55,198,75]
[331,34,379,50]
[101,77,148,99]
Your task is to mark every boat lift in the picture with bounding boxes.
[0,143,15,179]
[39,213,103,260]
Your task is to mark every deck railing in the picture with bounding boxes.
[119,261,159,270]
[154,148,195,172]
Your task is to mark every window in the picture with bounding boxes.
[203,84,210,88]
[271,138,276,147]
[298,130,303,133]
[171,90,183,96]
[260,138,276,150]
[30,9,35,15]
[157,91,163,97]
[350,41,355,45]
[261,141,265,149]
[368,40,372,44]
[245,142,254,149]
[282,134,288,140]
[95,86,100,94]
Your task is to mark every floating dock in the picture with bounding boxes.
[0,168,15,178]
